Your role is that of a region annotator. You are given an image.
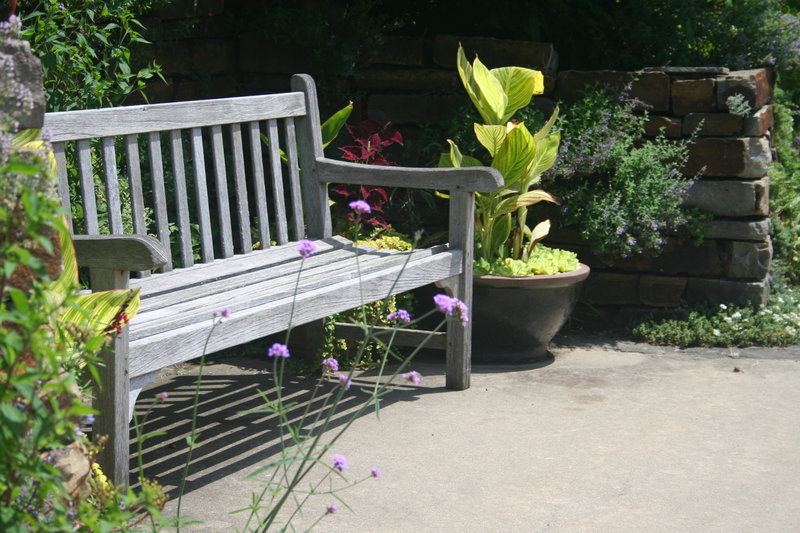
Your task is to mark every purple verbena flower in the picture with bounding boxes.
[83,414,95,425]
[326,504,338,514]
[338,374,352,390]
[349,200,372,214]
[402,370,421,385]
[216,307,231,319]
[332,453,348,472]
[322,358,339,372]
[297,239,316,259]
[386,309,411,323]
[267,343,290,358]
[433,294,468,326]
[433,294,456,315]
[156,392,169,400]
[371,467,382,478]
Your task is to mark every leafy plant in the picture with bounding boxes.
[19,0,165,111]
[541,86,704,260]
[439,45,565,275]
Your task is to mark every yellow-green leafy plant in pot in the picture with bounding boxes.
[440,45,577,276]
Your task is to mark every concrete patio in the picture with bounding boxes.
[133,336,800,532]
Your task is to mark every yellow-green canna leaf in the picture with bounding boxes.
[491,66,544,122]
[437,152,455,168]
[516,189,560,207]
[11,129,41,146]
[526,130,561,183]
[533,106,559,143]
[473,123,507,157]
[492,122,536,186]
[471,56,507,124]
[66,287,141,338]
[529,219,551,245]
[457,45,482,117]
[321,102,353,149]
[494,196,520,216]
[45,217,79,310]
[488,213,512,254]
[446,140,484,168]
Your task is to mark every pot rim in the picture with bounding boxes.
[474,263,591,289]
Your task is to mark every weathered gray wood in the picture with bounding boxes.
[44,93,306,141]
[283,118,304,241]
[445,190,474,391]
[101,137,124,234]
[89,268,131,488]
[229,123,252,253]
[316,158,505,192]
[53,142,72,230]
[334,323,448,350]
[73,234,169,271]
[134,245,450,332]
[190,128,214,263]
[169,130,193,267]
[211,125,234,258]
[267,119,289,245]
[124,135,147,235]
[291,74,331,238]
[129,251,463,377]
[247,121,270,249]
[128,236,352,294]
[77,139,99,234]
[148,132,172,271]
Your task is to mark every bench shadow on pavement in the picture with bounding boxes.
[129,353,441,499]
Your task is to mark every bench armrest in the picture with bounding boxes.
[315,158,504,192]
[72,234,169,271]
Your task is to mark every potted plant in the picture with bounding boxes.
[439,45,590,363]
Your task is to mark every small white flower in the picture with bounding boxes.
[731,311,742,319]
[719,304,727,310]
[712,329,721,336]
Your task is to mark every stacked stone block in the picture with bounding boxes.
[552,66,774,314]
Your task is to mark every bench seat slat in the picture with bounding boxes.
[133,244,448,332]
[43,93,307,142]
[129,235,352,295]
[128,249,462,377]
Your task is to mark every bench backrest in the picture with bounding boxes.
[43,75,330,273]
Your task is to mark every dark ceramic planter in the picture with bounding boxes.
[471,264,590,363]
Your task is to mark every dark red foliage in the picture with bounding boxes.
[332,120,403,232]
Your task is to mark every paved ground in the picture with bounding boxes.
[134,336,800,532]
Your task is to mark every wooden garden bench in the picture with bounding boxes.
[43,74,503,486]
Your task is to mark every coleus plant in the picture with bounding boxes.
[439,45,566,275]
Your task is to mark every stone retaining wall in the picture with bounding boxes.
[142,24,775,315]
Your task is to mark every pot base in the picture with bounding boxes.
[471,264,589,364]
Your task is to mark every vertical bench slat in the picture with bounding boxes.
[101,137,124,234]
[266,119,289,244]
[211,125,234,258]
[283,117,304,241]
[229,124,252,253]
[148,132,173,271]
[190,128,214,263]
[77,139,99,235]
[170,130,193,267]
[247,121,270,249]
[53,142,72,231]
[125,135,150,278]
[125,135,147,235]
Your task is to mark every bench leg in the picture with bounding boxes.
[90,268,131,488]
[93,327,131,488]
[445,191,475,390]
